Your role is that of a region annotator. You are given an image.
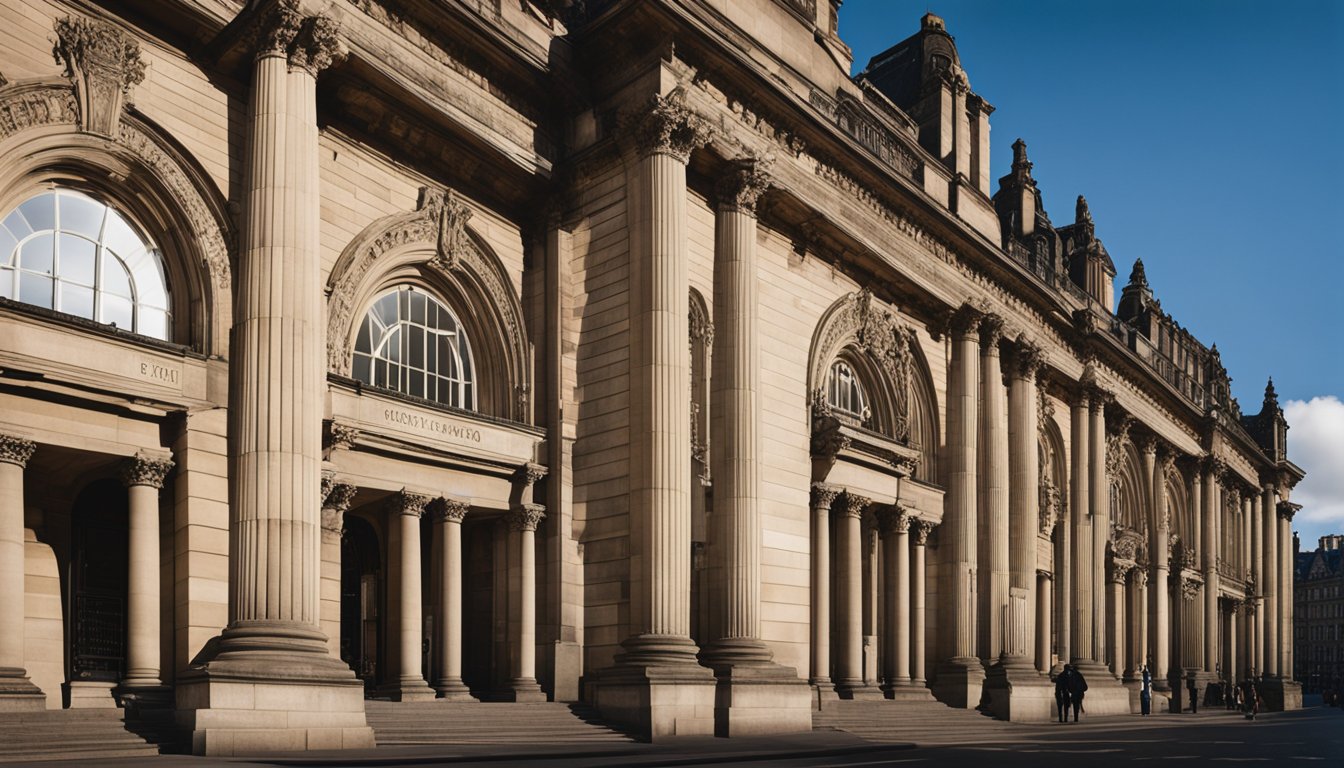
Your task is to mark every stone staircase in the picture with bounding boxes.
[365,700,638,746]
[0,708,165,763]
[813,698,1034,745]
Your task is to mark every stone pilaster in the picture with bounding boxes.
[977,315,1010,662]
[588,90,715,741]
[1129,569,1149,683]
[911,519,934,687]
[383,490,436,702]
[430,498,473,700]
[502,503,546,702]
[1108,565,1128,680]
[118,452,174,699]
[0,434,43,711]
[932,305,984,709]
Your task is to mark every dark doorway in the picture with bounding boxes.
[341,516,382,691]
[68,479,128,684]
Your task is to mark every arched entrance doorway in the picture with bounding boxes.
[68,479,128,692]
[341,516,382,691]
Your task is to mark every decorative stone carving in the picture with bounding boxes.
[1132,568,1148,588]
[1039,477,1060,534]
[1277,500,1300,522]
[387,489,431,517]
[715,158,771,214]
[1180,576,1202,601]
[506,502,546,532]
[287,15,345,74]
[52,15,145,136]
[978,312,1005,348]
[810,483,840,512]
[429,497,470,524]
[629,90,711,162]
[1109,563,1131,584]
[325,422,360,451]
[119,453,174,489]
[1011,337,1045,380]
[0,434,36,467]
[0,86,78,142]
[254,0,304,56]
[912,518,937,546]
[320,481,355,534]
[689,299,715,349]
[839,493,870,519]
[809,290,916,442]
[877,505,910,535]
[427,189,473,273]
[516,462,548,489]
[1104,415,1131,484]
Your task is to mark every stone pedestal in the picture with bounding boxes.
[67,681,118,709]
[1068,660,1133,716]
[709,662,813,737]
[983,659,1054,722]
[931,659,984,710]
[1258,677,1302,712]
[588,645,716,741]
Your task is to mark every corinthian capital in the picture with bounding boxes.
[323,480,357,514]
[388,489,431,518]
[1011,337,1046,380]
[629,91,710,162]
[810,483,841,512]
[715,158,771,214]
[253,0,304,56]
[52,15,146,136]
[252,0,345,74]
[877,505,911,535]
[506,502,546,532]
[838,493,870,520]
[912,518,937,546]
[978,313,1005,348]
[0,434,36,467]
[946,304,982,339]
[120,453,174,489]
[429,497,470,524]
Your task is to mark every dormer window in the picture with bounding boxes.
[827,360,870,425]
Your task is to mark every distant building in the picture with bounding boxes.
[1296,535,1344,693]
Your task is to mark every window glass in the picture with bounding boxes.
[826,360,868,422]
[352,285,476,410]
[0,190,171,340]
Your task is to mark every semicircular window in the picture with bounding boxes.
[352,286,476,410]
[826,359,870,425]
[0,190,171,340]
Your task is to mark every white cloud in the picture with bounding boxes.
[1284,396,1344,548]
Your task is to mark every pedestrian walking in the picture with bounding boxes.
[1140,665,1152,716]
[1187,674,1199,714]
[1069,665,1088,722]
[1056,665,1073,723]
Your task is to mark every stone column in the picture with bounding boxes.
[1263,490,1278,677]
[384,490,435,701]
[1007,340,1043,665]
[0,434,42,710]
[1149,446,1172,690]
[504,503,546,701]
[1108,565,1127,679]
[1088,395,1108,668]
[1036,571,1052,674]
[912,520,934,686]
[1130,569,1149,681]
[1253,486,1268,676]
[1200,463,1218,675]
[1069,391,1093,666]
[934,306,984,708]
[837,494,878,698]
[810,484,839,697]
[1277,504,1292,679]
[880,506,912,691]
[704,158,770,670]
[119,453,174,694]
[320,478,356,659]
[431,498,472,700]
[977,315,1009,662]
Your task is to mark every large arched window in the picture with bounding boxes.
[826,359,870,425]
[0,189,171,340]
[352,285,476,409]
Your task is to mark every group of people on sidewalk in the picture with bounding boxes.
[1057,664,1267,721]
[1054,664,1089,723]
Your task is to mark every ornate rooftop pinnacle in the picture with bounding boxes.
[1129,258,1149,288]
[1011,138,1032,174]
[53,15,146,136]
[1264,377,1279,408]
[1075,195,1092,226]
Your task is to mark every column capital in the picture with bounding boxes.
[1132,568,1149,588]
[837,493,870,520]
[1109,563,1132,584]
[506,503,546,532]
[1009,336,1046,380]
[1137,433,1159,457]
[945,303,982,340]
[715,157,772,214]
[978,312,1005,349]
[387,489,432,518]
[876,504,911,535]
[1276,500,1300,522]
[52,14,146,136]
[324,421,360,451]
[629,91,711,162]
[1199,453,1227,481]
[1179,575,1203,601]
[912,518,937,546]
[0,434,36,467]
[515,462,548,489]
[810,482,841,512]
[287,14,345,74]
[323,480,357,514]
[1036,568,1054,582]
[429,497,470,524]
[120,452,174,489]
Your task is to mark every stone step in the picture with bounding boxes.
[364,701,637,746]
[813,698,1027,744]
[0,710,161,764]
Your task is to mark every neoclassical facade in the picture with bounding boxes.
[0,0,1303,754]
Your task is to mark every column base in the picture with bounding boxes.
[377,678,438,702]
[1065,659,1133,717]
[810,678,840,710]
[66,680,118,709]
[0,669,46,711]
[433,677,477,702]
[835,678,885,700]
[710,661,812,737]
[174,622,374,756]
[1257,677,1302,712]
[982,657,1054,722]
[498,678,548,702]
[115,682,174,711]
[930,657,985,710]
[587,635,716,741]
[883,680,935,702]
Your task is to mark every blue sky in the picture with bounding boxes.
[838,1,1343,545]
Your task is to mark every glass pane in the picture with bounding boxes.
[383,328,401,363]
[58,234,96,285]
[373,293,398,327]
[103,255,132,298]
[426,336,437,376]
[58,193,106,239]
[410,290,425,325]
[0,226,16,266]
[0,267,13,299]
[374,358,387,389]
[17,194,55,233]
[59,282,94,319]
[408,326,424,369]
[19,273,52,309]
[463,381,473,409]
[138,307,168,340]
[408,371,423,399]
[355,319,372,355]
[3,211,32,241]
[21,233,54,274]
[352,353,370,384]
[100,293,132,330]
[131,251,168,308]
[102,209,146,263]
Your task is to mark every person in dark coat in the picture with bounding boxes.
[1140,665,1152,715]
[1187,674,1199,714]
[1055,665,1073,723]
[1068,666,1088,722]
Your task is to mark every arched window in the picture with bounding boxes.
[826,359,869,424]
[0,189,171,340]
[352,285,475,409]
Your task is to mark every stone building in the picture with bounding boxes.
[0,0,1305,755]
[1295,535,1344,694]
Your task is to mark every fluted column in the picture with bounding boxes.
[619,93,709,668]
[977,315,1009,661]
[1263,489,1279,677]
[940,307,981,672]
[1253,486,1268,676]
[1036,571,1053,673]
[0,435,42,709]
[1069,390,1094,665]
[431,498,472,700]
[1108,565,1127,679]
[837,493,872,697]
[1007,340,1043,664]
[704,159,772,669]
[1088,395,1108,668]
[1277,503,1293,679]
[506,503,546,700]
[385,490,435,701]
[1200,463,1217,674]
[320,478,356,658]
[1149,445,1172,689]
[810,484,839,694]
[879,506,911,690]
[1129,569,1148,681]
[120,453,175,691]
[912,520,934,685]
